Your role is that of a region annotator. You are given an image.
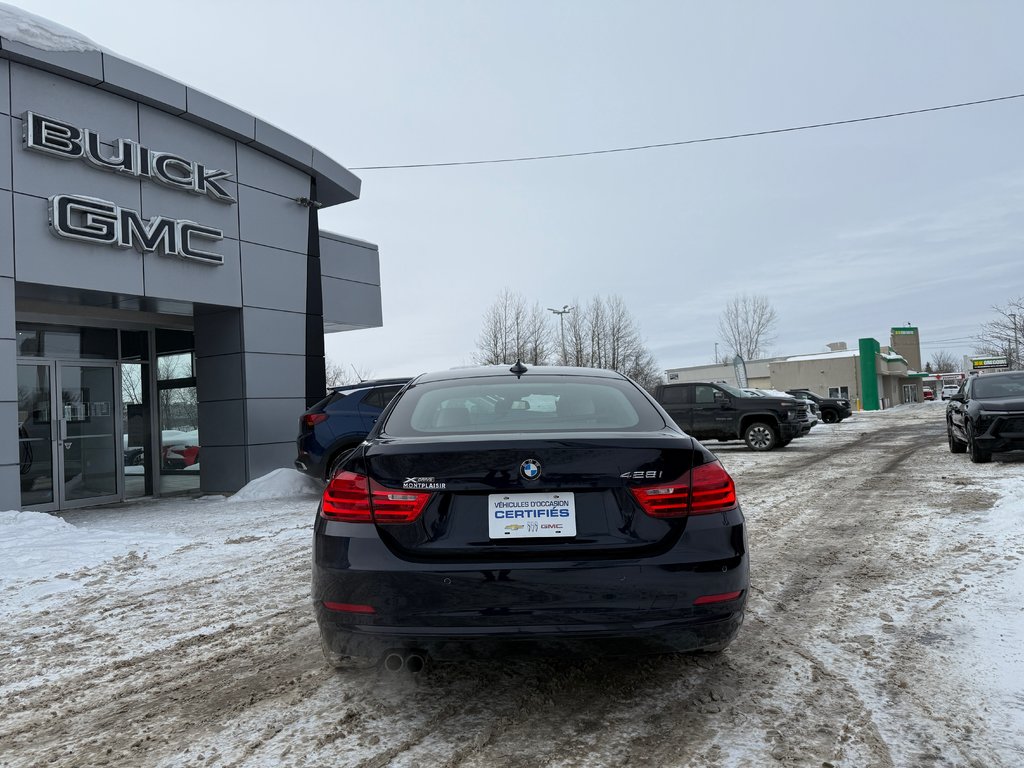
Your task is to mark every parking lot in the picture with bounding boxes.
[1,402,1021,767]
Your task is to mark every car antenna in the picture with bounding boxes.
[510,360,528,378]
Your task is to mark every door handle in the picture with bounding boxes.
[59,419,68,440]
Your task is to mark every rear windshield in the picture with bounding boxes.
[382,375,666,436]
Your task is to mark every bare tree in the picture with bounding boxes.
[559,295,662,389]
[475,288,553,365]
[975,296,1024,368]
[929,350,960,373]
[718,294,778,361]
[324,358,373,390]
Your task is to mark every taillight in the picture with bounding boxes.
[629,460,737,518]
[301,413,328,429]
[694,590,743,606]
[321,471,430,523]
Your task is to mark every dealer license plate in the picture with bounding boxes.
[487,492,577,539]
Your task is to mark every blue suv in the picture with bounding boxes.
[295,378,410,481]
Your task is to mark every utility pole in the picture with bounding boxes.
[714,342,719,365]
[547,305,573,365]
[1011,313,1020,370]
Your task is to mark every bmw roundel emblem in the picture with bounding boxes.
[520,459,542,480]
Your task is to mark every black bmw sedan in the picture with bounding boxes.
[312,364,748,668]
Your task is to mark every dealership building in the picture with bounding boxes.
[2,14,382,512]
[665,327,928,410]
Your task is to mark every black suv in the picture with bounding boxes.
[295,378,410,480]
[654,381,808,450]
[947,371,1024,463]
[785,389,852,423]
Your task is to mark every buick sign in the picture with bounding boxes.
[23,112,236,204]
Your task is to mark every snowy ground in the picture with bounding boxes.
[1,404,1022,767]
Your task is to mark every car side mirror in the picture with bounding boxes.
[949,393,965,402]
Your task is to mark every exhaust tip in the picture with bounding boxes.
[382,651,405,672]
[404,652,427,674]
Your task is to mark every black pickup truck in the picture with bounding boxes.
[654,381,809,450]
[785,389,852,424]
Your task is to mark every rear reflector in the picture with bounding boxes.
[629,460,738,518]
[694,590,743,606]
[321,471,431,523]
[323,601,376,614]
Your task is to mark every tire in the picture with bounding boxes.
[947,423,966,454]
[743,422,778,451]
[821,410,838,424]
[967,424,991,464]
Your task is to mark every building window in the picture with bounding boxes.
[828,386,850,399]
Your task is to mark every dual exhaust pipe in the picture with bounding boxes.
[381,648,428,674]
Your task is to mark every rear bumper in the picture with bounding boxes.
[313,514,749,660]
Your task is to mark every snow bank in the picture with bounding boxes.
[0,3,104,52]
[0,509,184,610]
[227,468,323,503]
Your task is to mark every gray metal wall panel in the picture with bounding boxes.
[322,277,384,329]
[139,182,239,240]
[0,464,18,512]
[198,399,245,447]
[195,352,244,403]
[319,235,380,284]
[0,116,9,190]
[0,59,8,115]
[237,185,308,254]
[194,307,242,357]
[0,191,11,277]
[199,446,247,493]
[243,353,305,399]
[100,56,187,114]
[253,120,313,170]
[0,401,16,465]
[13,194,145,295]
[247,442,294,478]
[245,398,305,445]
[138,105,238,182]
[143,237,242,307]
[12,116,143,208]
[236,144,309,199]
[241,307,306,355]
[184,88,255,143]
[239,242,306,312]
[0,42,103,85]
[0,278,13,338]
[9,62,137,138]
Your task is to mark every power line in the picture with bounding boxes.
[350,92,1024,171]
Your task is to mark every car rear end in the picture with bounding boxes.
[312,368,748,663]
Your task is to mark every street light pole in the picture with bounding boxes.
[714,342,719,365]
[1011,313,1020,370]
[547,305,573,364]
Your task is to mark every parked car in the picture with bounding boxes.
[296,378,411,481]
[941,384,961,400]
[923,388,935,401]
[655,381,808,450]
[946,371,1024,463]
[785,389,852,423]
[313,364,748,668]
[743,388,818,434]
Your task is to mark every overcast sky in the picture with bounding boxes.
[15,1,1024,378]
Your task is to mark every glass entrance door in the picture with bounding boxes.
[57,362,121,507]
[18,361,122,510]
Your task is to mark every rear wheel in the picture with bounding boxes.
[947,422,966,454]
[743,422,777,451]
[821,409,838,424]
[967,424,991,464]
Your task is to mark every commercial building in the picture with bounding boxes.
[665,328,928,410]
[3,14,382,511]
